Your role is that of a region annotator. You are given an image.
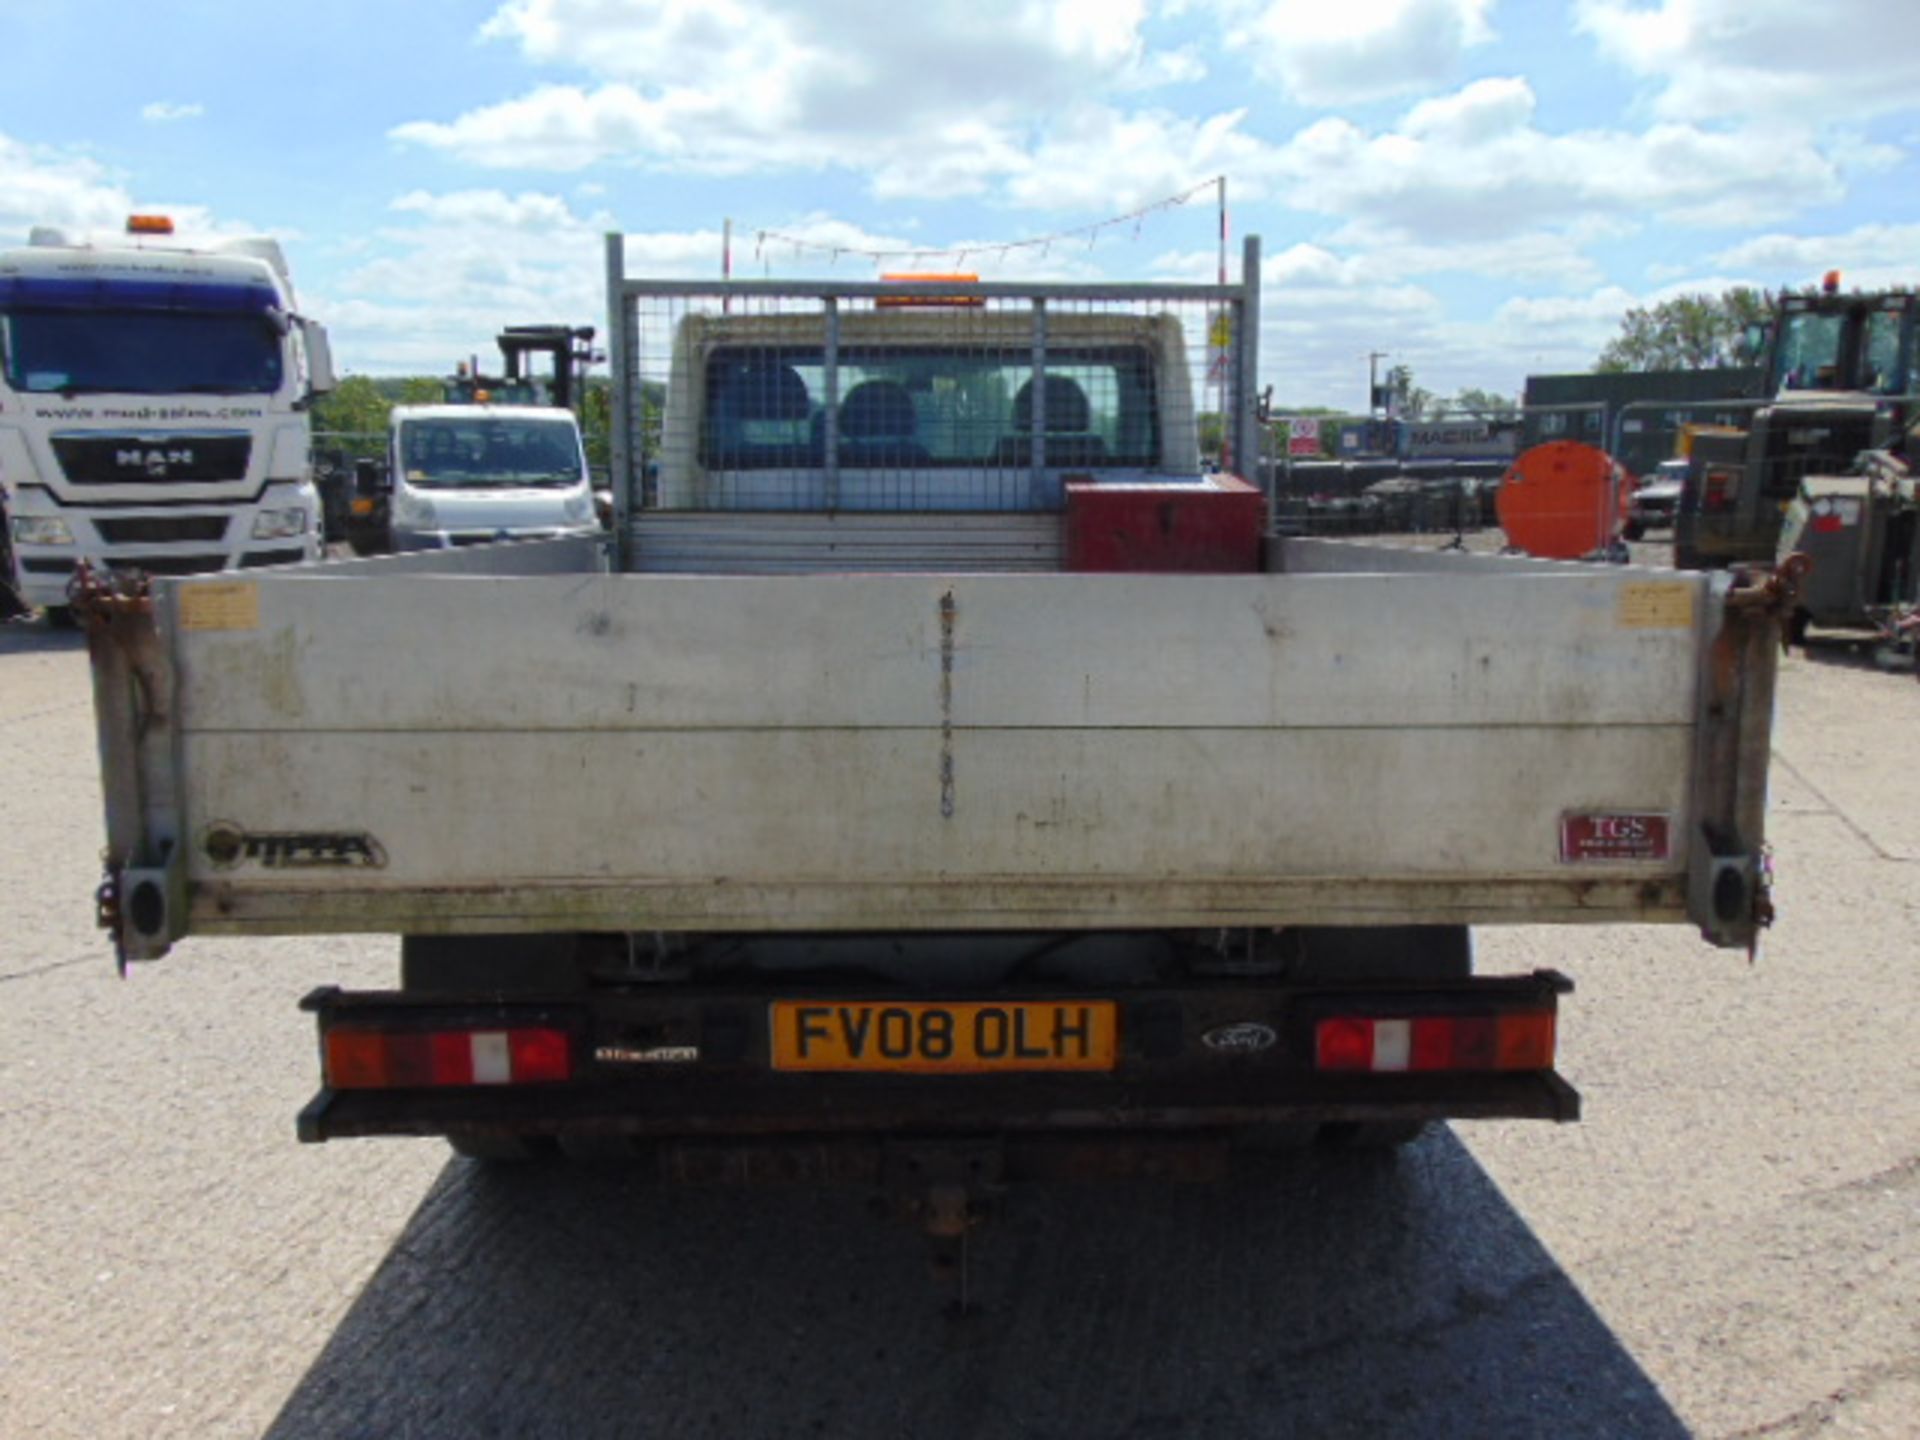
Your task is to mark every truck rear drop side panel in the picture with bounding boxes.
[90,537,1779,957]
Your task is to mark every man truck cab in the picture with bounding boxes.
[385,404,599,550]
[0,216,333,621]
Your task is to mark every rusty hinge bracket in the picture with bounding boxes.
[95,862,130,978]
[69,561,154,629]
[1724,552,1811,650]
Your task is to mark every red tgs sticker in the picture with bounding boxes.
[1560,813,1671,863]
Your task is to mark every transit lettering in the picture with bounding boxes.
[202,827,387,870]
[243,833,382,868]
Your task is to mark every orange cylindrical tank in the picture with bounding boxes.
[1496,441,1632,559]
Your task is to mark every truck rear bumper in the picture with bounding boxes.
[299,1070,1579,1145]
[295,971,1580,1147]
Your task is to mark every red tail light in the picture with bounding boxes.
[1316,1017,1374,1071]
[508,1026,573,1083]
[1316,1013,1555,1073]
[325,1026,574,1089]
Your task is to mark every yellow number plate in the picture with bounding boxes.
[770,1001,1118,1073]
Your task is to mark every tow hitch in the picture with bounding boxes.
[887,1140,1002,1310]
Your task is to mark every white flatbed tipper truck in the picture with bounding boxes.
[81,237,1793,1252]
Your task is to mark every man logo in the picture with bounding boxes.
[115,448,195,477]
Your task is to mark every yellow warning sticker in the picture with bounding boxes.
[178,581,261,632]
[1618,582,1695,629]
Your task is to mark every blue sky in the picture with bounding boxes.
[4,0,1919,408]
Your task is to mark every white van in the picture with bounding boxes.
[386,403,599,550]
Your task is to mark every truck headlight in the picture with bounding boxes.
[11,515,74,546]
[252,507,310,540]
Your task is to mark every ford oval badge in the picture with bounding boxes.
[1202,1022,1278,1055]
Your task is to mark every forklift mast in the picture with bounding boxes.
[445,325,601,411]
[497,325,600,412]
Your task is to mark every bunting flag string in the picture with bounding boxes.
[749,176,1222,269]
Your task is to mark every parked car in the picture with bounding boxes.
[1627,458,1687,539]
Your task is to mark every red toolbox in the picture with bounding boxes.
[1064,475,1267,572]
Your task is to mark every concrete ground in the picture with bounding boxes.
[0,559,1912,1438]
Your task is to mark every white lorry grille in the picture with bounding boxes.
[52,432,252,484]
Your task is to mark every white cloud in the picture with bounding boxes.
[320,185,1172,373]
[392,0,1873,260]
[0,135,131,240]
[0,131,236,244]
[393,86,650,174]
[1247,240,1642,405]
[390,188,585,230]
[1459,286,1645,381]
[394,0,1240,200]
[743,210,1119,282]
[1482,275,1779,382]
[317,188,620,372]
[1265,78,1848,240]
[1712,223,1920,291]
[1262,242,1444,325]
[1220,0,1495,106]
[1148,238,1450,407]
[1151,232,1745,405]
[998,107,1275,211]
[1329,221,1615,288]
[1576,0,1920,125]
[1491,287,1642,326]
[323,192,1038,372]
[1116,47,1209,90]
[483,0,1151,94]
[396,81,1272,213]
[140,101,204,124]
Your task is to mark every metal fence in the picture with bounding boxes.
[1259,407,1575,539]
[603,234,1263,540]
[1602,396,1764,472]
